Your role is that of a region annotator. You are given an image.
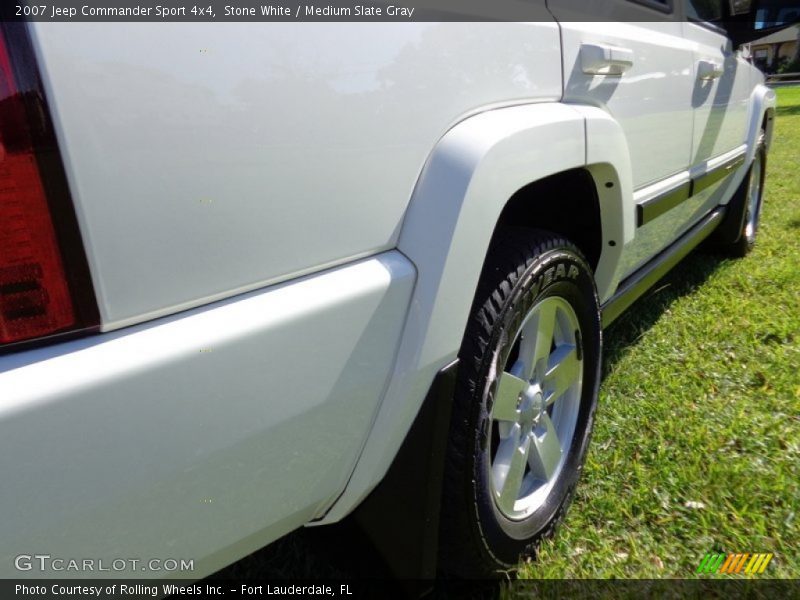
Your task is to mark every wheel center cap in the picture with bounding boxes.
[520,384,545,425]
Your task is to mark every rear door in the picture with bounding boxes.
[550,0,698,277]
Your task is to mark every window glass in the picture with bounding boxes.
[628,0,672,13]
[755,1,800,30]
[685,0,724,21]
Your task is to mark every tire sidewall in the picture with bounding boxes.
[743,142,767,249]
[470,247,601,566]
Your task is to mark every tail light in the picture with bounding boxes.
[0,23,98,350]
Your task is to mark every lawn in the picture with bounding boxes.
[521,85,800,579]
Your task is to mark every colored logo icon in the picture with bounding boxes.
[697,553,774,574]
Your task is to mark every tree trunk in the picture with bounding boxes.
[794,26,800,65]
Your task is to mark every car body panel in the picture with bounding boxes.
[320,102,592,521]
[683,22,753,166]
[557,20,696,189]
[30,20,560,330]
[0,251,414,577]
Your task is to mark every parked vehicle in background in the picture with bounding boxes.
[0,0,795,580]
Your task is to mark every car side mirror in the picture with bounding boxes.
[725,0,800,46]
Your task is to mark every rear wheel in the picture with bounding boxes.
[439,228,601,577]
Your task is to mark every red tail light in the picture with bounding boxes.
[0,24,98,349]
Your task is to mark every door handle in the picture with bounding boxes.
[697,60,723,81]
[580,43,634,76]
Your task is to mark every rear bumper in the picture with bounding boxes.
[0,251,415,578]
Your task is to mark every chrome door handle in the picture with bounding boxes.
[697,60,723,81]
[580,43,634,76]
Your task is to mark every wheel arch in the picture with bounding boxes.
[747,84,777,161]
[494,168,603,273]
[317,102,634,524]
[707,89,773,250]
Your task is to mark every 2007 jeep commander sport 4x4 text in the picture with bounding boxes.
[0,0,795,580]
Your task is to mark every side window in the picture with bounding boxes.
[629,0,673,13]
[756,5,800,30]
[685,0,724,21]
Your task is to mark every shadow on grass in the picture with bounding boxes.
[601,248,729,378]
[207,519,500,598]
[207,249,730,594]
[776,104,800,118]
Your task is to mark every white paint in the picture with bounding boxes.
[320,103,589,521]
[0,253,414,577]
[30,21,561,329]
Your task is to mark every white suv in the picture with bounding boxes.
[0,0,793,580]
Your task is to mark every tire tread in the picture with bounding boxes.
[439,227,598,578]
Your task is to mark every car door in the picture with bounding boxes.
[551,0,698,278]
[683,0,754,217]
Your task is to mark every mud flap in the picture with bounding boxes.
[350,359,459,595]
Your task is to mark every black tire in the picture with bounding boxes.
[708,133,767,258]
[439,228,602,577]
[730,136,767,257]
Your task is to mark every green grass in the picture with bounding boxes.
[521,86,800,579]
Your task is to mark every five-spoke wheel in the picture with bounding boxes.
[490,296,582,520]
[440,228,601,577]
